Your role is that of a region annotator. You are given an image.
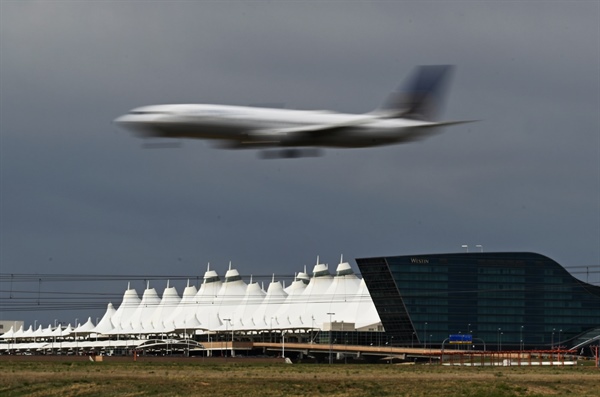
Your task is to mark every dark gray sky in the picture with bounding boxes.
[1,1,599,326]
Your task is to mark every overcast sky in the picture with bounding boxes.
[1,1,599,326]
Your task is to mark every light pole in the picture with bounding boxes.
[75,318,78,355]
[476,244,483,252]
[552,328,555,350]
[497,328,501,351]
[345,333,348,364]
[467,324,472,350]
[282,330,285,359]
[558,329,562,350]
[327,312,335,364]
[424,322,428,349]
[184,319,189,357]
[230,320,234,357]
[223,318,231,358]
[520,326,524,352]
[461,245,469,252]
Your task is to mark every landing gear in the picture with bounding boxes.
[259,148,323,159]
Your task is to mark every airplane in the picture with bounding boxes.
[114,65,473,158]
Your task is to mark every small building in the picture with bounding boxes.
[0,320,24,335]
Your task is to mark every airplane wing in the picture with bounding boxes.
[245,116,377,143]
[246,118,475,143]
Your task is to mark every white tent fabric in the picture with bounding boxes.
[253,277,288,331]
[237,281,266,330]
[21,325,34,338]
[12,326,24,338]
[165,281,197,330]
[193,267,224,331]
[16,260,382,339]
[108,284,141,335]
[0,326,15,339]
[74,317,96,335]
[128,283,161,334]
[93,303,117,334]
[148,281,181,332]
[282,262,334,329]
[213,266,248,331]
[39,324,54,338]
[352,279,382,330]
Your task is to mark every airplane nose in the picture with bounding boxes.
[113,114,132,125]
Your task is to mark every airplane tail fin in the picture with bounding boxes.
[375,65,454,121]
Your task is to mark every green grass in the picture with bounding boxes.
[0,358,598,397]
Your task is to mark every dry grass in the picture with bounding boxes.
[1,358,599,397]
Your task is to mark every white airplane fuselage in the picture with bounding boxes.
[115,104,444,149]
[115,65,470,154]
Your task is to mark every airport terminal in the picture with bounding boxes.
[2,251,599,363]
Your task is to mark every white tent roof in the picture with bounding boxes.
[193,266,224,331]
[93,303,117,334]
[253,277,288,330]
[21,325,35,338]
[0,326,15,339]
[129,283,161,334]
[73,317,96,334]
[165,280,197,330]
[109,284,141,334]
[40,260,381,337]
[283,261,334,329]
[352,278,382,329]
[148,281,181,332]
[237,280,266,330]
[213,266,248,330]
[39,324,54,338]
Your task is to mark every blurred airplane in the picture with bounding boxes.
[115,65,472,158]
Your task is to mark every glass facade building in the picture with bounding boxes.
[357,252,600,351]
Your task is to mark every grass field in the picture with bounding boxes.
[1,357,599,397]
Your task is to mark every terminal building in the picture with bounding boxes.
[2,251,599,356]
[357,252,600,351]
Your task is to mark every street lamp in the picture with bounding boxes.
[345,333,348,364]
[520,326,524,351]
[223,318,231,358]
[282,330,286,359]
[424,322,428,349]
[476,244,483,252]
[461,245,469,252]
[558,329,562,350]
[75,318,78,355]
[497,328,501,351]
[327,312,335,364]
